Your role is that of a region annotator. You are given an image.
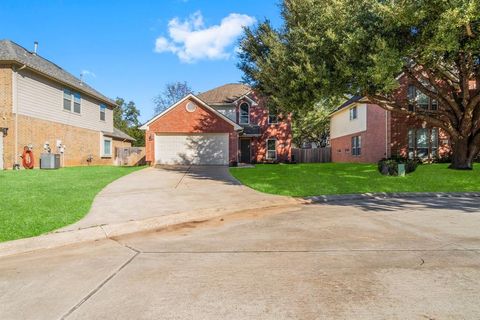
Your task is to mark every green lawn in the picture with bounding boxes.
[0,166,144,242]
[230,163,480,197]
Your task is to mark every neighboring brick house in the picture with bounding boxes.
[141,83,292,166]
[330,79,453,163]
[0,40,135,169]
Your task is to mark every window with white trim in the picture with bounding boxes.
[63,89,81,114]
[101,137,112,157]
[351,136,361,156]
[408,128,439,159]
[407,85,437,112]
[100,104,106,121]
[63,89,72,111]
[266,139,277,160]
[349,106,358,120]
[239,102,250,124]
[268,107,278,124]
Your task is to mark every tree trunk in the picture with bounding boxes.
[449,138,474,170]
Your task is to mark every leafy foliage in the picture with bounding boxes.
[114,98,144,147]
[238,0,480,169]
[154,81,193,114]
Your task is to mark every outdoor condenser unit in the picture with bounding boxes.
[40,153,61,169]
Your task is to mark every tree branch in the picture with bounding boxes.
[366,94,460,139]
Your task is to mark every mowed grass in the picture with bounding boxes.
[0,166,144,242]
[230,163,480,197]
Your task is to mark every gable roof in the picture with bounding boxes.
[102,128,136,141]
[0,39,116,107]
[197,83,251,105]
[140,94,243,131]
[330,95,370,116]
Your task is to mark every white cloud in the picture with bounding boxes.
[154,11,256,63]
[81,70,96,78]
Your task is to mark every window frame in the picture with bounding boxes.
[63,89,72,112]
[63,89,81,114]
[100,104,106,121]
[349,106,358,120]
[101,136,113,158]
[268,107,278,124]
[407,127,439,160]
[407,85,438,112]
[266,139,277,160]
[351,136,361,156]
[239,102,250,124]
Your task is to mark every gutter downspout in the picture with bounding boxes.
[13,64,26,169]
[385,110,388,158]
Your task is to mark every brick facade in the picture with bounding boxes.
[331,104,389,163]
[144,97,239,164]
[330,75,453,163]
[144,93,293,165]
[0,64,133,169]
[2,114,130,168]
[236,95,292,163]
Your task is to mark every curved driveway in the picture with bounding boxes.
[63,166,296,231]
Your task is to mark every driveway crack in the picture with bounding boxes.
[174,165,191,189]
[59,251,140,320]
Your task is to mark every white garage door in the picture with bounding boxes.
[155,133,229,165]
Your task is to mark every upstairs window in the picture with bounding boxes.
[63,89,72,111]
[349,106,358,120]
[351,136,361,156]
[73,93,81,114]
[268,107,278,124]
[63,89,81,114]
[408,85,437,112]
[100,104,106,121]
[239,102,250,124]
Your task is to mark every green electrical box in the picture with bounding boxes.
[398,163,406,177]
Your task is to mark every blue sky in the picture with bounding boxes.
[0,0,282,122]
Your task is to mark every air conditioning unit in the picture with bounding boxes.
[40,153,61,169]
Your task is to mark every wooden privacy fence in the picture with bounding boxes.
[115,147,146,166]
[292,147,331,163]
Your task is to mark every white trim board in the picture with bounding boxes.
[140,94,243,131]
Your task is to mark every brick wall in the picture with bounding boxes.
[331,104,388,163]
[144,97,239,164]
[3,114,127,168]
[237,94,292,162]
[0,65,13,169]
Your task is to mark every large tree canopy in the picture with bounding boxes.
[238,0,480,169]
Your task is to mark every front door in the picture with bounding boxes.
[240,139,251,163]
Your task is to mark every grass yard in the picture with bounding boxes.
[0,166,144,242]
[230,163,480,197]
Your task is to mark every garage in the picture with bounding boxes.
[154,133,229,165]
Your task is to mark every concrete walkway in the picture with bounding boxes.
[63,165,295,231]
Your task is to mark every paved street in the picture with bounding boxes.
[1,197,480,319]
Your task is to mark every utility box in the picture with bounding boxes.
[40,153,61,169]
[398,163,406,177]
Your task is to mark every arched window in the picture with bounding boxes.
[239,102,250,124]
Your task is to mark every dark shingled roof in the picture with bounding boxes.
[0,39,116,106]
[332,96,364,113]
[197,83,251,105]
[102,128,136,142]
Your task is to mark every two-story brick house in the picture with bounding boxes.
[0,40,134,169]
[141,83,292,165]
[330,77,456,163]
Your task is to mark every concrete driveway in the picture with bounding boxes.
[1,197,479,319]
[63,165,294,231]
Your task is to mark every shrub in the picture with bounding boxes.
[378,157,419,176]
